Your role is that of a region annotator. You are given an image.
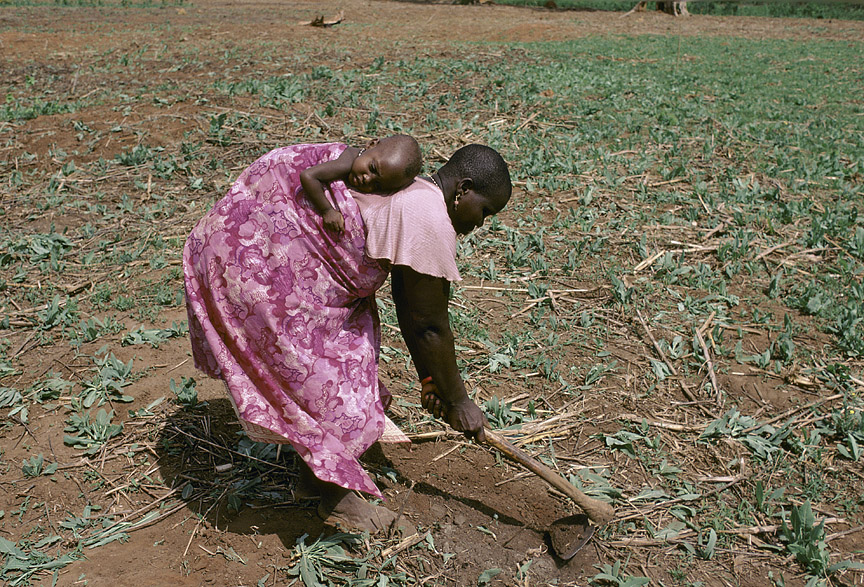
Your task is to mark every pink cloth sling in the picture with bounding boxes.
[183,143,457,497]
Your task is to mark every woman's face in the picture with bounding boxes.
[451,188,509,235]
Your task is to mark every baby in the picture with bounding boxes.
[300,134,422,232]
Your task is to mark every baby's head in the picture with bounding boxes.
[349,134,422,194]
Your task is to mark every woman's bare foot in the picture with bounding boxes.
[293,463,322,500]
[294,460,402,534]
[318,490,399,534]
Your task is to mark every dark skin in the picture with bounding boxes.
[393,169,509,442]
[306,164,510,533]
[299,138,415,233]
[392,265,487,442]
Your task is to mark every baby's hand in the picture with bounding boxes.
[323,209,344,233]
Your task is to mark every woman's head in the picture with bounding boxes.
[349,134,422,194]
[439,144,512,235]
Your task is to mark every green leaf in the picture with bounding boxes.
[22,454,45,478]
[477,568,502,585]
[86,532,129,549]
[655,520,687,540]
[0,536,26,559]
[649,358,670,381]
[299,557,321,587]
[629,488,669,503]
[827,560,864,573]
[33,535,62,549]
[700,528,717,560]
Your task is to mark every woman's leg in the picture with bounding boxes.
[296,460,398,533]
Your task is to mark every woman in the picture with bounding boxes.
[183,142,512,532]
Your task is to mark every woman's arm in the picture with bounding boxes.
[391,265,486,440]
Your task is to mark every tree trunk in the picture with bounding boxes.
[626,1,688,16]
[656,1,688,16]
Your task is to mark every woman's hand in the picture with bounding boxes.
[421,381,445,418]
[421,382,486,442]
[447,398,487,442]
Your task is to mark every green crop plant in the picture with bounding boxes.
[21,454,57,478]
[0,534,78,587]
[0,387,25,412]
[114,144,160,167]
[589,560,650,587]
[610,275,633,306]
[754,481,786,518]
[584,359,619,387]
[78,353,136,408]
[72,316,125,345]
[122,321,187,348]
[780,501,864,585]
[482,395,528,429]
[213,75,306,109]
[170,377,198,407]
[282,533,373,586]
[34,295,78,332]
[0,360,18,378]
[828,404,864,462]
[59,504,103,540]
[63,408,124,455]
[0,232,72,275]
[699,408,787,461]
[25,373,74,404]
[568,469,621,503]
[0,96,81,122]
[827,303,864,357]
[597,426,661,460]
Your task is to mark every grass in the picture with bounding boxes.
[495,0,864,20]
[1,3,863,586]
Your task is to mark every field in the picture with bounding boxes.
[2,1,864,585]
[495,0,864,20]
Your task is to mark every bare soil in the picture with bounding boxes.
[1,1,863,586]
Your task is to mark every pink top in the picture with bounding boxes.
[352,178,462,282]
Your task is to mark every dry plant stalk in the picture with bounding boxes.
[299,11,345,28]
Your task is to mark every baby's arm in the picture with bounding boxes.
[299,148,358,216]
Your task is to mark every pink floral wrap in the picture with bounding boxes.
[183,143,395,497]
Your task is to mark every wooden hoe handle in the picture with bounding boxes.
[483,428,615,525]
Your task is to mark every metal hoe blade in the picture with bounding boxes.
[548,514,595,560]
